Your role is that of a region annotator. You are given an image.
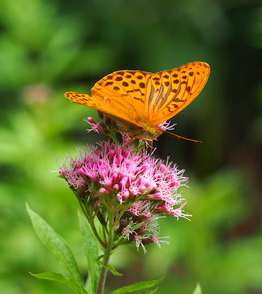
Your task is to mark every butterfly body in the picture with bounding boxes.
[65,61,210,142]
[108,116,163,141]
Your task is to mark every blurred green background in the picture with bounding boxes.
[0,0,261,293]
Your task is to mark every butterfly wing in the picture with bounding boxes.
[65,70,152,128]
[65,62,210,134]
[145,62,210,125]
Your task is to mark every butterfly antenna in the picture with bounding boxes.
[164,131,202,143]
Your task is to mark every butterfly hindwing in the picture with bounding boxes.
[147,62,210,125]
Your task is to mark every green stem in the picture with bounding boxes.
[78,197,105,247]
[96,215,115,294]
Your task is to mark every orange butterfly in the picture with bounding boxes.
[65,61,210,143]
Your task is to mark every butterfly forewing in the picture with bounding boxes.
[91,70,152,124]
[147,62,210,125]
[65,92,105,111]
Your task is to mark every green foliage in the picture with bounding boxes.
[0,0,261,293]
[27,204,86,293]
[26,204,164,294]
[78,212,101,294]
[193,284,202,294]
[110,277,163,294]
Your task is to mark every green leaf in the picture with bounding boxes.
[26,203,85,291]
[30,271,87,294]
[147,287,159,294]
[193,283,202,294]
[78,211,101,294]
[121,288,159,294]
[96,256,123,276]
[106,263,123,277]
[110,277,164,294]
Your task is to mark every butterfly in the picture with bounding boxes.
[65,61,210,143]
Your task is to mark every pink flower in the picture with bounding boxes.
[59,140,190,250]
[85,117,109,134]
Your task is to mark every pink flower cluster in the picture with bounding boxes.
[59,141,190,251]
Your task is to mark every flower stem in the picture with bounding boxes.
[96,215,115,294]
[96,253,110,294]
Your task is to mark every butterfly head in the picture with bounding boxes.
[131,126,163,142]
[106,115,163,142]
